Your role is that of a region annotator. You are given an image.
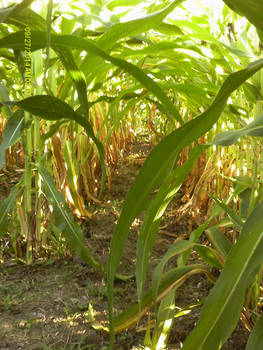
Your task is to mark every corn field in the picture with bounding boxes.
[1,0,263,349]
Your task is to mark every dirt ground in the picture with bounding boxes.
[0,143,249,350]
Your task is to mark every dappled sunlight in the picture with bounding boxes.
[0,0,263,348]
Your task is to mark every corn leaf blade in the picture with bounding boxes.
[0,110,24,171]
[0,31,183,124]
[246,313,263,350]
[208,193,244,229]
[0,184,20,238]
[106,58,263,345]
[152,241,195,307]
[182,201,263,350]
[211,114,263,146]
[205,226,233,258]
[0,0,34,24]
[3,95,106,195]
[113,265,202,333]
[136,145,206,309]
[223,0,263,30]
[39,166,103,272]
[97,0,184,50]
[81,0,185,87]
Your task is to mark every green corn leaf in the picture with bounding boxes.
[182,201,263,350]
[0,0,34,24]
[151,289,176,349]
[246,313,263,350]
[178,226,204,266]
[2,95,106,195]
[152,241,221,310]
[0,4,16,24]
[239,188,252,218]
[7,0,35,16]
[0,110,25,171]
[107,59,263,346]
[224,175,253,212]
[7,7,47,31]
[223,0,263,31]
[0,31,183,124]
[212,114,263,146]
[112,265,206,334]
[98,0,184,50]
[52,46,98,188]
[38,166,104,272]
[81,0,185,86]
[243,82,262,103]
[0,30,44,50]
[61,15,76,35]
[106,0,143,11]
[205,226,233,258]
[152,240,195,310]
[208,194,244,229]
[5,95,77,120]
[0,183,20,238]
[178,219,217,267]
[0,83,12,118]
[155,22,184,36]
[136,145,206,310]
[195,245,224,269]
[118,42,204,59]
[54,47,89,115]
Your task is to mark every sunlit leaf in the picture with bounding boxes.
[112,265,208,333]
[182,201,263,350]
[0,31,183,124]
[136,145,206,310]
[212,114,263,146]
[2,95,106,195]
[107,58,263,346]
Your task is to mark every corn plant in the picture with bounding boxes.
[104,1,263,349]
[0,0,228,260]
[1,0,263,349]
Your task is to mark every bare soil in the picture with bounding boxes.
[0,143,249,350]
